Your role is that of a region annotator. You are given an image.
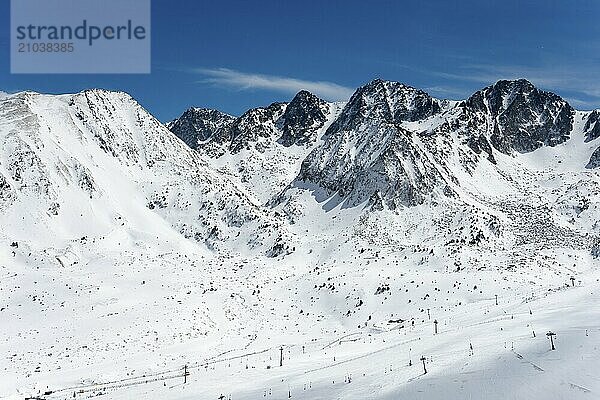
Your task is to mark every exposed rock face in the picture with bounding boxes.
[584,110,600,142]
[169,91,333,153]
[461,79,574,154]
[587,146,600,169]
[168,107,235,149]
[586,111,600,169]
[229,102,287,153]
[326,79,441,134]
[278,90,330,147]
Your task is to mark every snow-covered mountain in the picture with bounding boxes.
[170,90,344,204]
[3,79,600,400]
[286,79,587,210]
[292,79,456,209]
[0,89,286,254]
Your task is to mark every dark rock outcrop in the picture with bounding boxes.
[584,110,600,142]
[462,79,574,154]
[586,146,600,169]
[278,90,329,147]
[168,108,235,149]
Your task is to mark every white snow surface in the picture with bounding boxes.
[1,87,600,400]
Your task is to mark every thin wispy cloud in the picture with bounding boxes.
[562,97,599,110]
[193,68,354,101]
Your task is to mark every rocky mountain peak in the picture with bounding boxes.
[292,80,454,210]
[278,90,329,147]
[168,107,235,149]
[463,79,574,154]
[228,102,287,153]
[465,79,537,115]
[329,79,441,134]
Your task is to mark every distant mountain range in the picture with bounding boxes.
[169,78,600,212]
[2,79,600,260]
[3,78,600,399]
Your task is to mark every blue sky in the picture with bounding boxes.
[1,0,600,121]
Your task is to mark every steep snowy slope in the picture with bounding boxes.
[0,90,286,253]
[166,79,600,301]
